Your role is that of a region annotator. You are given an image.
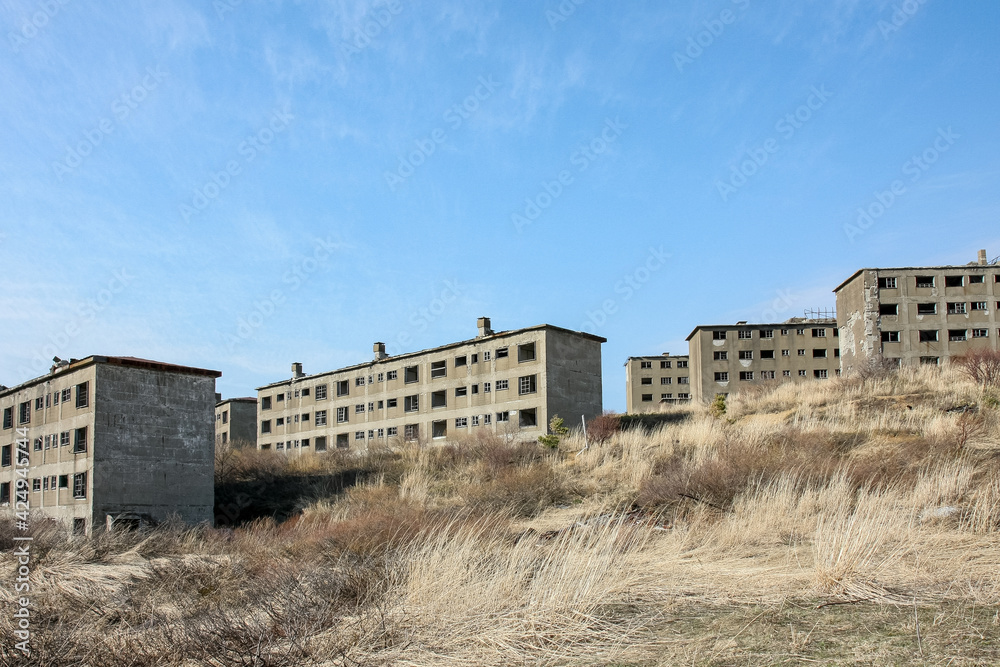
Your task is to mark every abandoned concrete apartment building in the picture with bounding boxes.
[256,318,605,452]
[215,396,257,446]
[0,356,220,535]
[624,354,691,413]
[836,249,1000,372]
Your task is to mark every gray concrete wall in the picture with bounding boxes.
[92,365,215,525]
[544,328,603,429]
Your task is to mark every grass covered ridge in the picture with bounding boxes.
[2,365,1000,665]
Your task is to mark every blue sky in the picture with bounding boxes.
[1,0,998,411]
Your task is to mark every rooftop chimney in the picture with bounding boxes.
[215,392,222,402]
[477,317,494,338]
[374,342,388,360]
[291,362,304,379]
[978,249,988,265]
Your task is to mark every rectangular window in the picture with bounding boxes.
[484,382,491,393]
[739,371,754,381]
[972,329,989,338]
[387,427,398,437]
[677,393,690,400]
[60,431,70,447]
[797,349,805,356]
[73,427,87,453]
[677,361,688,368]
[337,380,349,396]
[814,369,829,379]
[431,391,447,408]
[432,421,447,438]
[301,387,310,397]
[455,355,467,367]
[919,330,938,342]
[660,360,672,369]
[518,342,536,362]
[404,424,418,441]
[712,331,727,340]
[813,349,827,358]
[519,408,537,428]
[302,413,310,423]
[917,303,937,315]
[456,417,468,428]
[377,373,384,382]
[782,370,791,377]
[760,329,774,339]
[431,360,447,378]
[949,329,968,341]
[518,375,537,395]
[798,370,807,377]
[496,380,509,391]
[471,384,479,395]
[0,482,8,504]
[33,437,41,451]
[387,398,397,408]
[18,401,30,425]
[387,370,398,381]
[916,276,935,288]
[404,366,419,383]
[1,445,10,467]
[660,377,672,385]
[315,410,327,426]
[336,434,349,448]
[455,386,468,397]
[661,393,672,400]
[945,275,964,287]
[760,350,775,359]
[471,415,480,427]
[812,329,826,338]
[315,436,327,452]
[73,472,87,499]
[921,356,941,365]
[881,331,900,342]
[640,361,652,369]
[484,413,492,425]
[293,389,300,398]
[315,385,327,400]
[356,403,365,414]
[355,431,365,441]
[355,377,365,387]
[640,377,652,385]
[796,328,805,336]
[971,301,987,311]
[32,478,40,492]
[969,275,985,284]
[678,377,689,384]
[222,410,228,424]
[879,303,898,316]
[760,370,775,380]
[713,351,727,360]
[276,393,285,403]
[471,354,479,364]
[3,407,12,429]
[483,351,492,361]
[878,277,897,289]
[948,302,967,314]
[496,411,510,422]
[261,420,271,434]
[261,396,272,410]
[376,429,384,439]
[404,395,419,412]
[34,397,43,411]
[738,350,753,360]
[738,330,752,340]
[276,417,284,426]
[61,388,71,403]
[780,328,789,335]
[714,372,729,382]
[337,407,348,423]
[496,347,509,359]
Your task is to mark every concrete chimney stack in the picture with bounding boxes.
[477,317,494,338]
[374,342,388,360]
[978,249,988,265]
[291,362,304,379]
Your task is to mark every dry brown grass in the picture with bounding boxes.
[3,364,1000,665]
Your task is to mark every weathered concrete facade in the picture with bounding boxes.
[0,356,220,535]
[256,318,605,452]
[624,354,691,413]
[215,397,257,446]
[687,319,841,404]
[835,250,1000,373]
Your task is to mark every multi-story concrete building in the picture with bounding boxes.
[624,354,691,413]
[0,356,220,535]
[687,318,841,403]
[215,396,257,446]
[255,318,605,452]
[835,249,1000,373]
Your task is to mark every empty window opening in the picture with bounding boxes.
[917,303,937,315]
[879,303,898,316]
[919,330,939,342]
[431,361,447,379]
[916,276,935,288]
[431,390,447,408]
[404,366,419,383]
[517,343,536,362]
[519,408,537,428]
[945,275,964,287]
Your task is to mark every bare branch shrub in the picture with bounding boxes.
[953,349,1000,387]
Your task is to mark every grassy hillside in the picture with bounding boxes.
[2,365,999,665]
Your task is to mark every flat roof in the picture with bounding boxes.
[685,319,836,341]
[1,355,221,399]
[256,323,606,391]
[216,396,257,407]
[833,263,999,293]
[624,354,689,365]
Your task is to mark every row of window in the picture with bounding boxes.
[637,359,689,369]
[639,376,689,385]
[712,349,839,360]
[880,302,996,316]
[886,328,996,343]
[1,429,88,466]
[0,472,87,505]
[264,409,538,450]
[711,327,836,340]
[261,344,539,410]
[2,383,89,429]
[715,369,836,382]
[878,275,999,289]
[639,393,691,402]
